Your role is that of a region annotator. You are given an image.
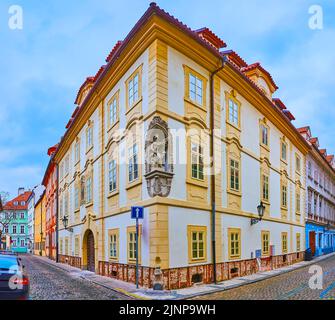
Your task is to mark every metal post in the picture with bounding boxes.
[136,216,139,289]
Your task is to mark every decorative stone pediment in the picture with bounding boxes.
[145,116,174,197]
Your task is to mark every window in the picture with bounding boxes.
[128,143,138,182]
[86,176,92,204]
[12,225,17,234]
[281,141,287,161]
[4,226,8,234]
[191,142,204,180]
[20,212,24,219]
[127,226,141,263]
[59,239,63,255]
[262,174,269,201]
[65,155,69,175]
[20,225,25,234]
[261,231,270,256]
[308,161,312,177]
[20,201,25,206]
[296,233,301,252]
[188,226,207,263]
[228,99,239,127]
[128,72,139,107]
[75,236,80,256]
[228,228,241,259]
[230,159,240,191]
[64,192,69,215]
[282,232,288,254]
[12,239,17,247]
[14,201,18,206]
[13,213,17,219]
[261,124,269,146]
[189,73,203,105]
[108,159,117,192]
[65,238,69,256]
[109,95,118,126]
[295,155,301,173]
[296,192,301,214]
[281,185,287,208]
[74,186,79,210]
[75,140,80,163]
[20,239,25,247]
[86,125,93,150]
[109,229,119,260]
[59,195,63,217]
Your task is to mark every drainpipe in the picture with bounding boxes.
[210,55,228,284]
[55,162,59,263]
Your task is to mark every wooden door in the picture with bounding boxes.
[87,231,95,272]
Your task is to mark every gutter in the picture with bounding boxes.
[209,56,228,284]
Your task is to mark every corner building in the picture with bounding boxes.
[55,3,310,289]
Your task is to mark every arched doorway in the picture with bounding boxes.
[83,230,95,272]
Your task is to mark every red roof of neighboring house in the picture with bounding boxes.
[241,62,279,90]
[282,109,295,121]
[3,191,32,210]
[319,149,327,156]
[272,98,287,110]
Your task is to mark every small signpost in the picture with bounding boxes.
[131,206,144,289]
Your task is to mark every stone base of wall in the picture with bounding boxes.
[59,255,82,269]
[97,251,305,290]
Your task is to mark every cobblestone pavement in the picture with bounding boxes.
[20,255,132,300]
[191,255,335,300]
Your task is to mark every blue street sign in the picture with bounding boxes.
[255,249,262,259]
[131,206,144,219]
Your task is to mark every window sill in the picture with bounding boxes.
[228,256,241,261]
[126,179,142,190]
[227,189,242,197]
[226,120,241,132]
[184,97,207,112]
[260,143,270,152]
[85,202,93,208]
[186,178,207,188]
[109,257,119,263]
[125,97,142,116]
[107,190,119,198]
[107,120,120,133]
[86,146,93,155]
[128,260,142,265]
[280,158,288,165]
[188,258,207,264]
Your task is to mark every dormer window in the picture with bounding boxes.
[14,201,18,206]
[20,201,25,206]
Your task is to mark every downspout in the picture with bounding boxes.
[55,162,59,263]
[210,55,228,284]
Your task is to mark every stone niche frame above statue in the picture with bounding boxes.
[145,116,174,197]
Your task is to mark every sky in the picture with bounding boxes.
[0,0,334,199]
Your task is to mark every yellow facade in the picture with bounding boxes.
[53,4,310,288]
[34,192,46,256]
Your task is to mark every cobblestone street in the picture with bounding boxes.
[20,255,132,300]
[191,255,335,300]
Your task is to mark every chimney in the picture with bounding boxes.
[18,187,25,196]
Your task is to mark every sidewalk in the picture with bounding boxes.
[33,252,335,300]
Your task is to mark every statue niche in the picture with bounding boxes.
[145,116,174,197]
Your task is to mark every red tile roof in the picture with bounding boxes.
[272,98,287,110]
[241,62,279,90]
[326,155,334,163]
[106,41,123,63]
[74,77,95,105]
[297,126,310,134]
[3,191,33,210]
[194,28,226,50]
[221,50,248,68]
